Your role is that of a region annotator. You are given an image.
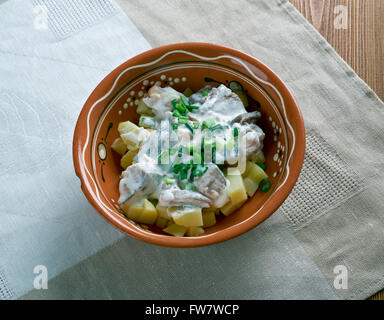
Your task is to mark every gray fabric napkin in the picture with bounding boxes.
[10,0,384,300]
[0,0,150,299]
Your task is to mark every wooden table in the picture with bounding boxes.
[290,0,384,300]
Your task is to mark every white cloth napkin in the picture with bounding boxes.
[0,0,150,298]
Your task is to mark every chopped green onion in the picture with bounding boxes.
[202,118,215,130]
[259,179,271,192]
[193,122,199,129]
[163,177,176,184]
[192,152,202,165]
[256,163,266,170]
[178,118,188,125]
[171,99,178,109]
[179,165,190,180]
[202,89,208,96]
[173,110,182,118]
[186,105,199,111]
[172,123,178,130]
[210,124,223,131]
[169,148,177,156]
[158,151,168,163]
[175,103,187,115]
[185,184,197,191]
[139,116,157,129]
[173,163,184,174]
[233,127,239,137]
[180,95,189,106]
[185,122,194,134]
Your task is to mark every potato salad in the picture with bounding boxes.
[111,84,270,237]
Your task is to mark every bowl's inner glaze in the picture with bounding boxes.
[90,63,289,236]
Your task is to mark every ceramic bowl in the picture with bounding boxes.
[73,42,305,247]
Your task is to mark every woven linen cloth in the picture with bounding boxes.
[4,0,383,300]
[0,0,150,299]
[21,0,384,300]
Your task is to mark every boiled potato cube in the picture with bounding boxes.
[186,227,205,237]
[138,200,158,224]
[170,207,203,227]
[226,170,248,206]
[121,199,157,224]
[163,223,188,237]
[118,120,140,135]
[156,204,170,220]
[121,128,150,150]
[220,199,247,216]
[243,177,259,197]
[120,149,138,169]
[155,216,168,229]
[244,161,268,185]
[111,137,127,156]
[202,209,217,227]
[250,150,265,164]
[120,200,143,221]
[136,100,154,116]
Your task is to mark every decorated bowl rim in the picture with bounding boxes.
[73,42,306,248]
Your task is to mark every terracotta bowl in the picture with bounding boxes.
[73,43,305,247]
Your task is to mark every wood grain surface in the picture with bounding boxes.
[289,0,384,300]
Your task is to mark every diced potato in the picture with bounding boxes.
[121,199,158,224]
[220,199,247,216]
[139,200,158,224]
[120,149,138,169]
[202,209,217,228]
[226,170,248,206]
[136,100,154,116]
[118,120,150,150]
[250,150,265,164]
[170,207,203,227]
[118,120,140,135]
[183,88,194,97]
[120,128,150,150]
[155,216,168,229]
[111,137,127,156]
[120,200,143,221]
[186,227,205,237]
[244,161,268,185]
[156,204,170,220]
[163,223,188,237]
[243,177,259,197]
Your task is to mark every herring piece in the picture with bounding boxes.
[158,184,211,208]
[188,84,246,123]
[244,124,265,158]
[193,164,230,208]
[142,85,182,120]
[231,111,261,125]
[118,163,163,204]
